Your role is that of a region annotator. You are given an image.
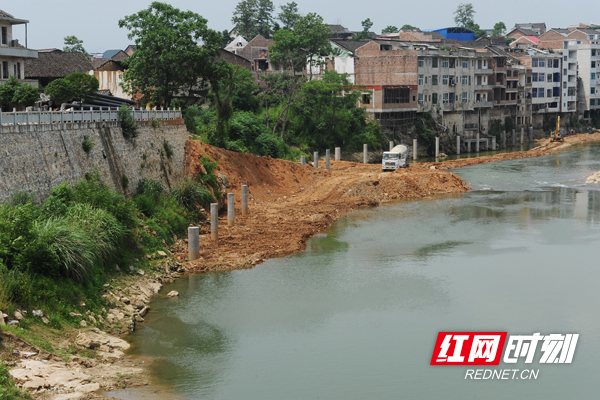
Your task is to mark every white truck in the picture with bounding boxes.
[382,144,409,171]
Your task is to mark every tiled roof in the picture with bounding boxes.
[24,51,93,79]
[0,9,15,18]
[522,36,540,43]
[102,49,122,59]
[330,39,372,53]
[328,24,349,33]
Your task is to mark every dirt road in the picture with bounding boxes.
[177,131,600,272]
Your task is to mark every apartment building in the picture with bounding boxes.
[0,9,38,91]
[566,40,600,117]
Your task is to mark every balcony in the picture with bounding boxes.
[474,69,493,75]
[0,46,38,59]
[474,101,493,108]
[474,84,493,90]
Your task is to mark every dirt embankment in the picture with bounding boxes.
[177,131,600,272]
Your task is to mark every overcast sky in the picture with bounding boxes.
[5,0,597,53]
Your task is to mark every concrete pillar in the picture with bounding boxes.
[502,130,506,149]
[492,136,496,151]
[326,149,330,171]
[413,139,417,160]
[300,155,306,165]
[521,128,524,144]
[335,147,341,161]
[435,137,439,157]
[529,126,533,143]
[227,193,235,227]
[241,185,249,216]
[363,144,368,164]
[512,129,516,147]
[456,136,460,155]
[389,140,394,151]
[188,227,199,261]
[210,203,218,241]
[314,151,319,168]
[476,133,480,153]
[467,141,471,153]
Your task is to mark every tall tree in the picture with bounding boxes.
[454,3,475,28]
[278,1,301,30]
[492,22,507,36]
[231,0,275,39]
[63,35,90,59]
[381,25,399,34]
[355,18,373,40]
[118,2,220,107]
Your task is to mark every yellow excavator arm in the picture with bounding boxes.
[551,116,564,142]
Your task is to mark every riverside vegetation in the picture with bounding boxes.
[0,157,221,358]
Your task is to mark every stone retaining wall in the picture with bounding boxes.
[0,119,188,202]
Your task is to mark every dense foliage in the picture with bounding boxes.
[0,76,39,107]
[44,73,99,105]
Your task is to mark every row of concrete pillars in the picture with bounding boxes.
[430,126,535,157]
[188,184,250,261]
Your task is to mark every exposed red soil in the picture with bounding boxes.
[176,131,600,272]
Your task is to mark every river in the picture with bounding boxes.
[113,142,600,399]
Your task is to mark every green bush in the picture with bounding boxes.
[8,191,36,206]
[119,105,138,139]
[256,133,284,158]
[82,135,94,153]
[136,179,164,200]
[171,177,215,210]
[163,139,174,159]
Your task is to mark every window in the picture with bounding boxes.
[383,88,410,103]
[563,81,567,88]
[418,75,424,85]
[462,58,468,68]
[527,76,532,84]
[592,72,596,80]
[547,89,552,97]
[539,59,545,67]
[461,75,468,85]
[432,75,438,85]
[449,93,455,102]
[418,58,424,67]
[592,87,596,95]
[432,57,438,68]
[442,75,449,85]
[538,88,545,97]
[418,93,424,104]
[1,27,7,45]
[553,87,560,97]
[564,68,567,75]
[449,58,455,68]
[462,92,468,103]
[362,94,370,105]
[432,93,438,104]
[547,74,552,82]
[2,61,7,79]
[593,49,597,57]
[16,62,20,79]
[442,58,449,68]
[553,72,561,82]
[532,58,538,67]
[568,87,576,96]
[592,61,596,68]
[553,59,560,68]
[591,99,596,105]
[443,93,449,103]
[380,44,392,51]
[564,56,568,61]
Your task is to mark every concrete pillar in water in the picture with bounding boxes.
[521,128,524,144]
[492,136,496,151]
[456,136,461,155]
[314,151,319,168]
[389,141,394,151]
[512,129,516,147]
[529,126,533,143]
[413,139,417,160]
[300,155,306,165]
[335,147,341,161]
[502,130,506,149]
[188,227,199,261]
[363,144,368,164]
[435,137,439,157]
[326,149,330,171]
[241,185,249,216]
[210,203,218,241]
[227,193,235,227]
[476,133,480,153]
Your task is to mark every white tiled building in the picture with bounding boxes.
[0,9,38,91]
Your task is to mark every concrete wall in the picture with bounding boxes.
[0,120,188,202]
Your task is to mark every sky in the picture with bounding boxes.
[5,0,598,53]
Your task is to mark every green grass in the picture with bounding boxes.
[0,364,31,400]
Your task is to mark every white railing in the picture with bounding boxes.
[0,107,182,127]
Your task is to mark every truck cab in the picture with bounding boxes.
[382,144,409,171]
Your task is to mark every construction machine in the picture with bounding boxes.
[551,116,565,142]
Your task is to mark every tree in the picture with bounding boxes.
[382,26,399,34]
[217,29,231,48]
[355,18,373,40]
[401,24,419,30]
[231,0,275,39]
[0,76,39,107]
[63,35,91,59]
[454,3,475,28]
[118,2,220,107]
[492,22,507,37]
[64,73,99,102]
[45,79,75,105]
[294,13,332,79]
[278,1,301,30]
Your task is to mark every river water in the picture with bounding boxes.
[114,142,600,399]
